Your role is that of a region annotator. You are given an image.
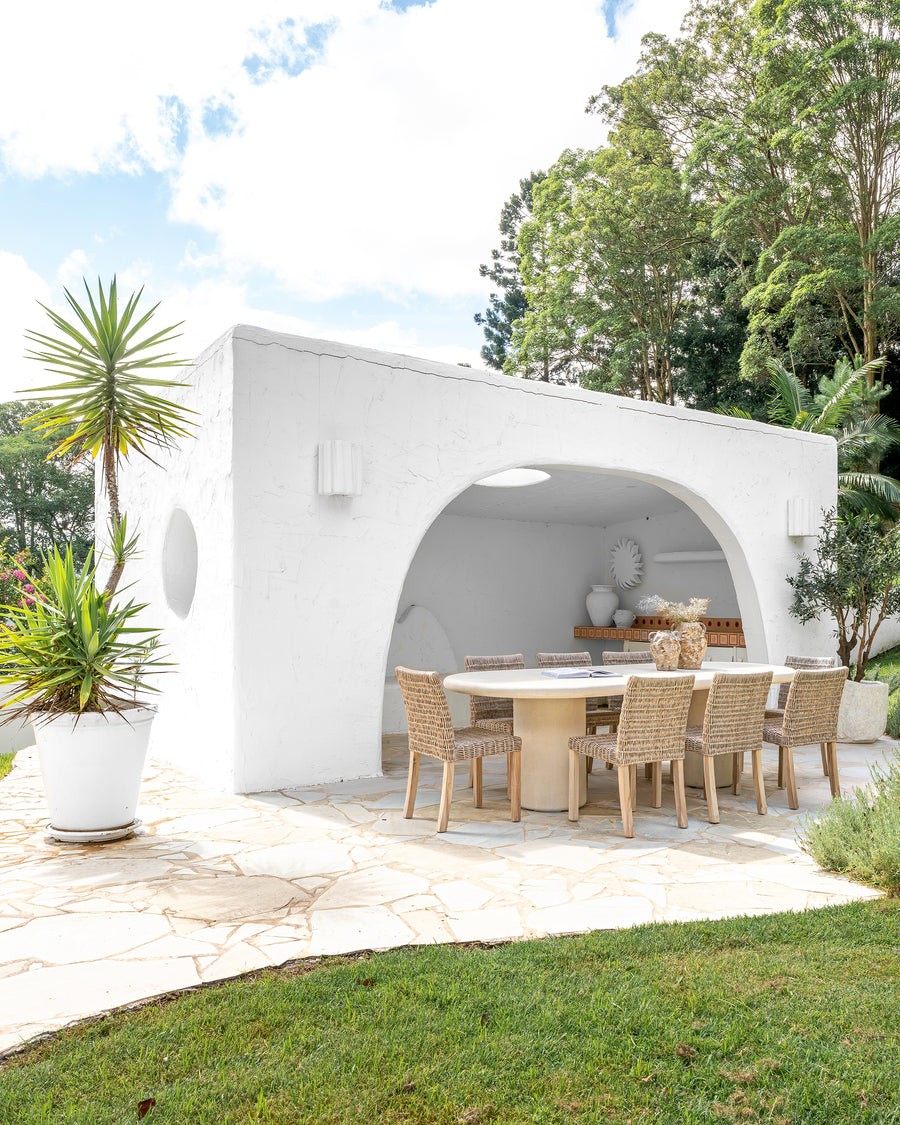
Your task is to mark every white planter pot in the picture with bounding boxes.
[836,679,889,743]
[586,584,619,627]
[35,707,155,842]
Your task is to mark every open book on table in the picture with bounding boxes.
[540,667,618,678]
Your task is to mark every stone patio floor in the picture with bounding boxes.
[0,735,891,1056]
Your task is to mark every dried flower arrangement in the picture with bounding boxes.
[656,597,710,626]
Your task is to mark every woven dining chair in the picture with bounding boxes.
[463,653,525,799]
[766,655,837,781]
[761,667,848,808]
[568,674,695,838]
[602,650,655,773]
[536,651,620,778]
[536,651,620,734]
[683,670,773,822]
[395,666,522,833]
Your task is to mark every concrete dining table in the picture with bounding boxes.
[443,661,795,812]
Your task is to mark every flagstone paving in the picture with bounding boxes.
[0,736,890,1055]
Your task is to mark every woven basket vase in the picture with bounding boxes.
[677,621,707,669]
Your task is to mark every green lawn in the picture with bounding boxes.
[0,752,13,782]
[2,901,899,1124]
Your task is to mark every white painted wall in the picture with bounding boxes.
[603,510,739,617]
[394,512,607,665]
[119,327,838,793]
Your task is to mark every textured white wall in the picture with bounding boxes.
[119,327,838,793]
[603,510,739,617]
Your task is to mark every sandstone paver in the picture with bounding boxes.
[0,735,889,1055]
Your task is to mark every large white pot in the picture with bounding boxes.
[35,706,155,842]
[586,584,619,626]
[836,679,889,743]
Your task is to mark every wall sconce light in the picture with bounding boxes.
[786,497,816,537]
[318,440,362,496]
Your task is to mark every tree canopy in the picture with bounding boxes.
[0,400,93,565]
[498,0,900,414]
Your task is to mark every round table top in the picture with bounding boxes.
[443,662,794,699]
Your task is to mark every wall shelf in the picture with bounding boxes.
[575,616,745,648]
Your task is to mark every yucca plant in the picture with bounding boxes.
[23,277,196,597]
[0,546,168,721]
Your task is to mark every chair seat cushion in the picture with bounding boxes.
[448,727,521,762]
[761,719,788,747]
[474,717,514,735]
[569,732,681,766]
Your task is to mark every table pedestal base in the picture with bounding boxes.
[514,697,587,811]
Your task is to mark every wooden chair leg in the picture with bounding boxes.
[644,763,652,779]
[777,748,785,789]
[617,765,634,838]
[403,751,420,819]
[827,742,840,798]
[437,761,455,832]
[629,764,638,809]
[509,751,521,821]
[672,759,688,829]
[702,755,719,824]
[467,760,474,788]
[732,752,743,795]
[783,746,798,810]
[606,761,613,770]
[751,748,767,814]
[586,756,593,774]
[820,743,830,776]
[472,757,483,808]
[568,749,581,822]
[651,761,662,808]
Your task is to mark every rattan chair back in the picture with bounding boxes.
[700,671,773,755]
[602,650,653,665]
[464,653,525,725]
[395,666,456,759]
[780,667,848,746]
[776,654,836,709]
[614,675,695,764]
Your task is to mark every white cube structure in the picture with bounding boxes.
[117,326,837,793]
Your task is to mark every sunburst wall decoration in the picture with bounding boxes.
[610,537,643,589]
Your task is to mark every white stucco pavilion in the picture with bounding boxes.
[118,327,836,794]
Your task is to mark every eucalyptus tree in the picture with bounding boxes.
[593,0,900,381]
[509,121,707,403]
[23,278,195,596]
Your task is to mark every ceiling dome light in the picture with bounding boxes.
[474,468,551,488]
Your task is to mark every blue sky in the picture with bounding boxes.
[0,0,687,401]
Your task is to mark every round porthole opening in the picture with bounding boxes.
[162,508,198,619]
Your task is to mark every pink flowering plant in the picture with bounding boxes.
[0,544,48,612]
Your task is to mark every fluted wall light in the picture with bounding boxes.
[318,440,362,496]
[786,497,816,537]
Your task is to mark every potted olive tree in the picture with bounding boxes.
[788,510,900,742]
[0,277,195,840]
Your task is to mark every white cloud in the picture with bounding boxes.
[0,253,53,402]
[1,0,692,302]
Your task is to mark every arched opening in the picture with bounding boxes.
[162,508,199,620]
[382,463,757,766]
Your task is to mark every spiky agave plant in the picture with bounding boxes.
[0,545,169,720]
[23,277,196,597]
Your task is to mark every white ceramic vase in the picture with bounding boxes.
[36,706,155,842]
[586,584,619,626]
[613,609,635,629]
